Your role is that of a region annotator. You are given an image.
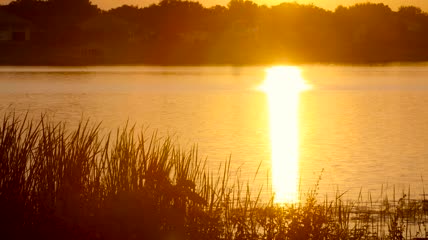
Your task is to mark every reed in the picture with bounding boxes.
[0,113,426,240]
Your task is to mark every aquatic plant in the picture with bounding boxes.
[0,113,426,239]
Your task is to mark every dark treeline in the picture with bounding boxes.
[1,0,428,65]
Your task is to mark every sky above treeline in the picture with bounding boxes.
[1,0,427,11]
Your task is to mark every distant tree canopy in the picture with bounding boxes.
[4,0,99,26]
[1,0,428,64]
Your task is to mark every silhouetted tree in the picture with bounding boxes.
[48,0,99,24]
[108,5,141,23]
[2,0,428,64]
[227,0,259,23]
[4,0,48,25]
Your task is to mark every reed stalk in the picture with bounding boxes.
[0,113,426,240]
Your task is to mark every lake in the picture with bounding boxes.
[1,65,427,202]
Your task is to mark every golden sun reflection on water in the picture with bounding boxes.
[259,66,311,204]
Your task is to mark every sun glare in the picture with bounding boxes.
[260,66,310,204]
[259,67,310,94]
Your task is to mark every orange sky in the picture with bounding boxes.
[1,0,428,11]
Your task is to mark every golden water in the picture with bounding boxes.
[1,65,427,202]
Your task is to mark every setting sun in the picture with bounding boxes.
[259,67,310,94]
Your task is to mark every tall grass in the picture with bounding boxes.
[0,113,426,239]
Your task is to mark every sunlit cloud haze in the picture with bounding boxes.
[1,0,428,10]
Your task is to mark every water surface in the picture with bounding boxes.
[1,65,427,202]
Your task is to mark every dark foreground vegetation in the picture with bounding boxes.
[1,0,428,64]
[0,113,427,239]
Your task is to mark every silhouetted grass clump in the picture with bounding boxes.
[0,113,427,239]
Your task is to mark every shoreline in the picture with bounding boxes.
[2,59,428,67]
